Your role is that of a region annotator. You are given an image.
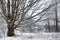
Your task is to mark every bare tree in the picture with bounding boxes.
[0,0,56,36]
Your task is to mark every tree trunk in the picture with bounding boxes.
[55,2,59,32]
[7,23,15,36]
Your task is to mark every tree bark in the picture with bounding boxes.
[7,23,15,36]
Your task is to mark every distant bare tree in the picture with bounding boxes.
[54,1,59,32]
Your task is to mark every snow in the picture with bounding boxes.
[0,32,60,40]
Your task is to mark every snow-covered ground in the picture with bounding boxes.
[0,26,59,40]
[0,26,60,40]
[0,32,60,40]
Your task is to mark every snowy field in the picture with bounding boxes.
[0,32,60,40]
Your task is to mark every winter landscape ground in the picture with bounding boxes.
[0,30,60,40]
